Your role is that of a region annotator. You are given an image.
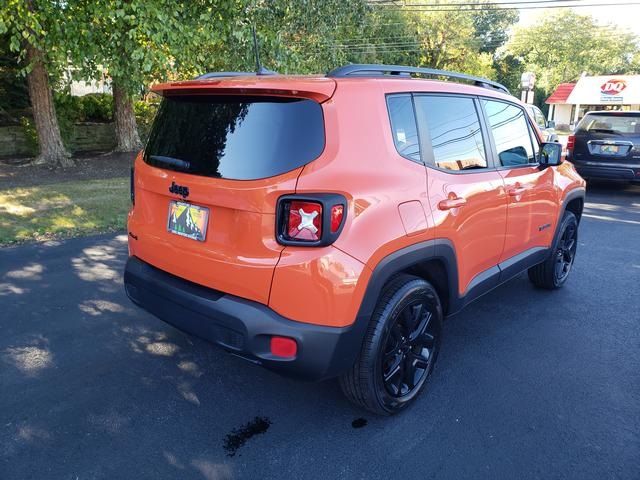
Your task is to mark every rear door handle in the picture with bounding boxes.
[438,197,467,210]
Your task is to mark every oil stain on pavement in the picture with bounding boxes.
[223,416,272,457]
[351,418,368,428]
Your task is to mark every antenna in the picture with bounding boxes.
[251,25,276,76]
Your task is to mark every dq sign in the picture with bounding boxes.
[600,79,627,96]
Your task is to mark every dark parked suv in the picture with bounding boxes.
[568,111,640,182]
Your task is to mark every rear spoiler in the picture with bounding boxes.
[151,76,337,103]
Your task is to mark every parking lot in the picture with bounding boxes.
[1,182,638,480]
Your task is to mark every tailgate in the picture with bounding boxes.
[129,157,298,305]
[128,83,332,304]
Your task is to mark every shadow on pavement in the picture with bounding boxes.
[1,179,638,479]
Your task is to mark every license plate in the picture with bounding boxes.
[167,201,209,241]
[600,145,619,154]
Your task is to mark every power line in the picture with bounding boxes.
[297,36,640,55]
[289,30,638,49]
[289,30,639,51]
[287,23,637,47]
[370,0,585,6]
[372,1,640,10]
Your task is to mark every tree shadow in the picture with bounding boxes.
[0,233,354,479]
[583,181,640,225]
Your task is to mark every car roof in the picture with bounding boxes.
[152,74,517,104]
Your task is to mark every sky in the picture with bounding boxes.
[517,0,640,35]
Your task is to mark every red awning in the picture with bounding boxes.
[546,83,576,104]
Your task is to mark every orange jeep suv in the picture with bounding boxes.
[124,64,586,415]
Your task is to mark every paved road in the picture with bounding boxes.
[1,182,639,480]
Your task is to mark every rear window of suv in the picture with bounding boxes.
[144,95,325,180]
[577,113,640,136]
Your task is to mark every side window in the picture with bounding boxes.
[387,94,421,162]
[533,108,546,129]
[483,100,536,167]
[413,95,488,171]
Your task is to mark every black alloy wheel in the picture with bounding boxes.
[554,221,577,283]
[528,211,579,289]
[339,274,443,415]
[382,300,438,398]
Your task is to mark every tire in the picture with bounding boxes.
[339,274,443,415]
[528,211,578,289]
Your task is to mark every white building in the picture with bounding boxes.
[64,66,111,96]
[546,74,640,127]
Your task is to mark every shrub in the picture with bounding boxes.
[54,93,113,124]
[80,94,113,122]
[19,116,39,154]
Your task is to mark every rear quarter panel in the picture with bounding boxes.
[268,80,434,327]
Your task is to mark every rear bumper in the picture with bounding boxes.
[573,159,640,181]
[123,256,362,381]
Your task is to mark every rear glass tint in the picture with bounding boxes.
[416,95,488,171]
[387,94,421,162]
[144,95,325,180]
[577,113,640,136]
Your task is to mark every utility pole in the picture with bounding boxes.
[521,72,536,104]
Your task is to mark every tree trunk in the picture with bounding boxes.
[25,44,73,168]
[112,80,142,152]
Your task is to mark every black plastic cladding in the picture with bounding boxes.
[276,193,347,247]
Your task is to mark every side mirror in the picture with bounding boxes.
[539,142,563,166]
[546,120,555,129]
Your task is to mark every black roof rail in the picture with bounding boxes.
[195,70,277,80]
[326,64,510,95]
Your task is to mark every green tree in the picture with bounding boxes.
[0,33,30,124]
[332,1,519,77]
[68,0,238,152]
[493,53,523,95]
[343,7,420,66]
[400,8,496,78]
[473,7,519,54]
[507,10,640,92]
[194,0,371,74]
[0,0,73,167]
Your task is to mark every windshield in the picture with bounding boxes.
[576,113,640,136]
[144,95,325,180]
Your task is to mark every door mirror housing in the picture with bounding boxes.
[546,120,556,129]
[539,142,563,166]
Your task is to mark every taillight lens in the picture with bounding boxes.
[287,201,323,241]
[566,135,575,158]
[277,194,347,246]
[330,204,344,233]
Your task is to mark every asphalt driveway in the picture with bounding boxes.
[1,182,639,479]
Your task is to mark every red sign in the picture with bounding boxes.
[600,79,627,96]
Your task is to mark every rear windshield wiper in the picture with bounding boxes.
[149,155,191,170]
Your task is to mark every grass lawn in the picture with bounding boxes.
[0,177,129,246]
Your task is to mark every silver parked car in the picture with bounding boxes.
[525,104,559,143]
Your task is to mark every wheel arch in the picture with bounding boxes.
[355,240,459,323]
[554,188,585,247]
[565,196,584,224]
[560,187,585,220]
